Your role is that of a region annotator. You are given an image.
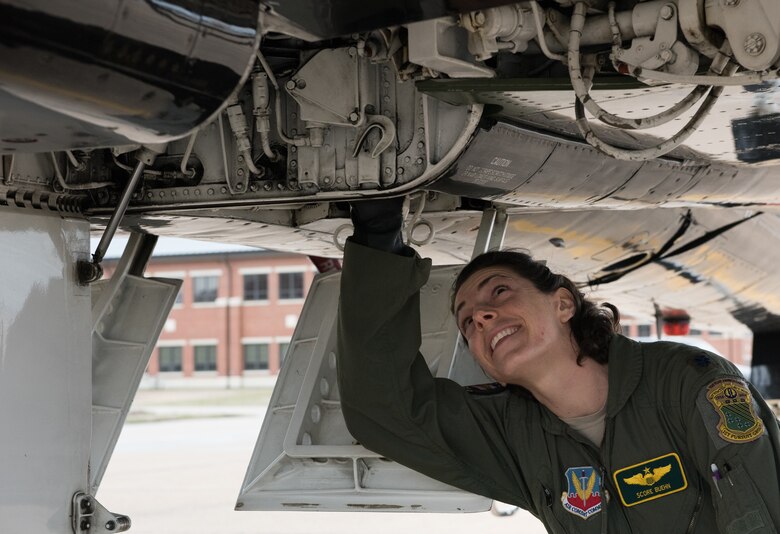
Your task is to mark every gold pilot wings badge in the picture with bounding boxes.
[613,453,687,507]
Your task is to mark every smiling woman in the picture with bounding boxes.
[337,199,780,534]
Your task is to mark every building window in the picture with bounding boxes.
[194,345,217,371]
[193,276,219,303]
[279,342,290,364]
[243,274,268,301]
[158,346,182,372]
[637,324,652,337]
[244,344,269,371]
[279,272,304,300]
[621,324,631,336]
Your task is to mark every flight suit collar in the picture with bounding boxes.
[605,334,643,418]
[539,334,642,434]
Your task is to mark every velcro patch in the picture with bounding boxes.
[613,453,688,507]
[705,378,764,444]
[465,382,506,396]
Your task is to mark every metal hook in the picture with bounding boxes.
[351,114,396,159]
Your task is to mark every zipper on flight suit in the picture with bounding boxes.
[685,489,703,534]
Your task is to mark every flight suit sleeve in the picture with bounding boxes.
[681,358,780,533]
[336,239,533,509]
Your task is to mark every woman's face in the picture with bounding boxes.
[453,266,575,385]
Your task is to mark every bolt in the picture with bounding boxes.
[417,141,425,149]
[416,158,424,165]
[404,156,411,163]
[263,183,272,191]
[745,33,766,56]
[250,182,259,191]
[207,188,214,195]
[80,520,91,531]
[106,520,116,531]
[221,186,227,193]
[236,182,244,190]
[237,155,244,163]
[291,112,297,119]
[660,4,674,20]
[194,189,201,196]
[296,79,306,89]
[285,80,297,90]
[474,11,486,25]
[418,128,425,135]
[397,167,405,175]
[348,46,357,57]
[383,95,390,103]
[348,111,360,123]
[290,146,297,153]
[277,183,285,190]
[237,168,245,177]
[146,191,153,198]
[384,167,392,175]
[290,160,297,168]
[183,189,189,195]
[659,49,675,63]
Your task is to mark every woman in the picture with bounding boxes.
[337,199,780,533]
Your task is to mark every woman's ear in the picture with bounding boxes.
[555,288,576,323]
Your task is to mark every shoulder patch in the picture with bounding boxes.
[465,382,507,396]
[703,378,765,444]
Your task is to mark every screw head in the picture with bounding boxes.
[659,49,675,63]
[384,167,392,175]
[237,168,245,177]
[285,80,297,90]
[745,33,766,56]
[660,4,674,20]
[348,111,360,123]
[290,160,297,168]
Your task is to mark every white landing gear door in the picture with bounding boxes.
[89,233,181,494]
[0,209,93,533]
[236,266,492,513]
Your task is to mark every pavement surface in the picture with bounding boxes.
[98,388,548,534]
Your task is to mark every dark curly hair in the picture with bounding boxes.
[451,250,620,365]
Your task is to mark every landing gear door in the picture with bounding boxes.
[89,234,181,494]
[236,266,492,512]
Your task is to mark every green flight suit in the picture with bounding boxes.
[337,241,780,533]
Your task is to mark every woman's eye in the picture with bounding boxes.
[494,285,508,295]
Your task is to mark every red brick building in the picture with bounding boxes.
[104,238,317,388]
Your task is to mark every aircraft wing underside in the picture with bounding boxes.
[1,0,780,361]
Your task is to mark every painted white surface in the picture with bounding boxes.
[0,210,92,532]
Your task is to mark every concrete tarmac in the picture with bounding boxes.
[99,405,547,534]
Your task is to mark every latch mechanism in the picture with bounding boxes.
[72,492,131,533]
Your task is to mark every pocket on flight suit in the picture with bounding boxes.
[533,467,568,534]
[712,456,778,534]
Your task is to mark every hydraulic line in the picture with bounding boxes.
[569,2,710,131]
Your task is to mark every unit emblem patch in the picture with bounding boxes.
[706,378,764,443]
[561,466,602,519]
[613,453,687,507]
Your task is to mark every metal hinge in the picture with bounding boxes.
[71,492,131,533]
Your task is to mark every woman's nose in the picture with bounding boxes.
[474,309,496,327]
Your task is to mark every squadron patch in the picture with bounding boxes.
[705,378,764,444]
[561,466,602,519]
[613,453,687,507]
